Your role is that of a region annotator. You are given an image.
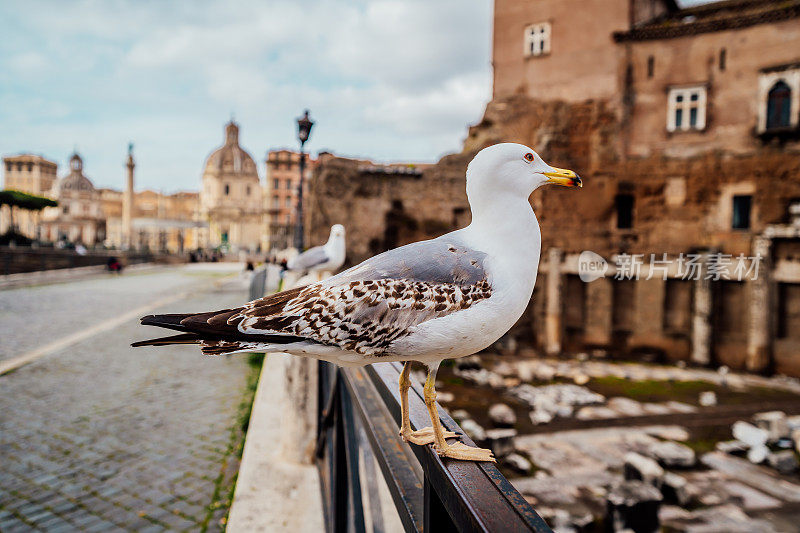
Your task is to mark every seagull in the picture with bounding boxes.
[133,143,581,462]
[287,224,346,276]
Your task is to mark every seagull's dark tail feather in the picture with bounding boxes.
[140,313,196,333]
[132,333,202,347]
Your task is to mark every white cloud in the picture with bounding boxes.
[0,0,492,191]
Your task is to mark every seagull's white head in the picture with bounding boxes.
[329,224,345,240]
[465,143,581,209]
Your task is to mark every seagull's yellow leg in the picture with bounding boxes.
[398,362,455,445]
[423,363,496,463]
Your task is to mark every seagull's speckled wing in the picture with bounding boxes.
[231,234,492,355]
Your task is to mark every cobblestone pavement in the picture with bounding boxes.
[0,264,256,531]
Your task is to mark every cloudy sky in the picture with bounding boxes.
[1,0,710,192]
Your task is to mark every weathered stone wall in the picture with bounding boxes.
[305,155,470,267]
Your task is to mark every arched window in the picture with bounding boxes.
[224,184,230,195]
[766,80,792,130]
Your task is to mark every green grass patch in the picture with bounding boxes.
[200,353,263,532]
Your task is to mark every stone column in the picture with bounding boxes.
[691,253,712,366]
[584,276,612,346]
[123,144,135,250]
[631,278,665,349]
[747,235,772,373]
[545,247,562,355]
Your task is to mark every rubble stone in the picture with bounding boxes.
[648,441,696,468]
[459,419,486,442]
[624,452,665,488]
[716,440,748,455]
[698,391,717,406]
[747,444,769,464]
[575,406,619,420]
[607,397,645,417]
[485,428,517,457]
[456,355,482,370]
[767,450,799,474]
[661,472,689,506]
[436,391,454,403]
[450,409,470,421]
[794,428,800,454]
[504,453,532,473]
[605,480,662,533]
[664,401,697,413]
[753,410,789,441]
[732,421,768,448]
[787,415,800,432]
[529,409,553,425]
[488,403,517,427]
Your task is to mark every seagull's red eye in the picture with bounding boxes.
[524,153,534,162]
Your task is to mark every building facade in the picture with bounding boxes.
[40,153,105,245]
[264,149,317,250]
[1,154,58,238]
[468,0,800,375]
[199,121,265,253]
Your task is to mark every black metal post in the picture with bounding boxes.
[293,145,306,251]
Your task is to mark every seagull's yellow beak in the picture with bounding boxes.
[543,167,582,188]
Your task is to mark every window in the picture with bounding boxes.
[616,194,634,229]
[732,195,751,230]
[766,80,791,130]
[667,86,707,132]
[719,48,726,71]
[273,179,279,190]
[647,56,654,78]
[224,184,230,195]
[285,197,292,207]
[246,185,251,196]
[524,22,551,57]
[272,195,279,208]
[287,180,293,190]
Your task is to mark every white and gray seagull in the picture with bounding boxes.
[287,223,346,276]
[133,143,581,462]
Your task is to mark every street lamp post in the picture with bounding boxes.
[294,109,314,251]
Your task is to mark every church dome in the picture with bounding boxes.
[54,153,96,193]
[203,120,258,176]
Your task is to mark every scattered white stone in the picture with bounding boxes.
[641,403,672,415]
[460,419,486,442]
[436,391,454,403]
[767,450,799,474]
[747,444,769,464]
[453,367,505,388]
[732,421,768,448]
[793,428,800,454]
[529,409,553,425]
[662,472,690,506]
[573,373,590,385]
[607,397,645,417]
[504,453,532,473]
[516,362,535,382]
[488,403,517,427]
[534,365,556,382]
[450,409,470,420]
[575,406,618,420]
[648,441,695,468]
[492,361,515,377]
[753,410,789,441]
[787,415,800,432]
[698,391,717,406]
[664,401,697,413]
[643,426,690,441]
[716,440,748,454]
[485,428,517,457]
[623,452,665,488]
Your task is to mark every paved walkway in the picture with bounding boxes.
[0,264,255,531]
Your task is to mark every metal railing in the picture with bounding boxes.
[315,360,552,533]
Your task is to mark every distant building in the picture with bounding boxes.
[264,149,318,250]
[1,154,58,238]
[40,153,104,245]
[199,121,265,253]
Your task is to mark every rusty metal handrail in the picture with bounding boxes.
[315,360,552,532]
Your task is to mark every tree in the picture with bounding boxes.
[0,189,58,239]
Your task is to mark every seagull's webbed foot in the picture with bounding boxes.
[435,441,496,463]
[399,426,457,445]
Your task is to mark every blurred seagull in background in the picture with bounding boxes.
[133,143,581,462]
[287,224,346,277]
